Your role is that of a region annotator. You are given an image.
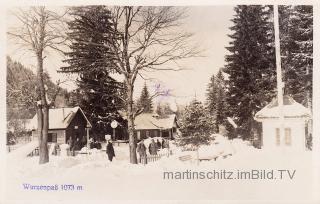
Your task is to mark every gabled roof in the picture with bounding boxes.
[28,106,92,130]
[134,113,177,130]
[255,96,311,120]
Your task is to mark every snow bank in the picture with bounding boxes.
[4,135,317,202]
[6,141,38,163]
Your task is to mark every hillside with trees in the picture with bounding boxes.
[7,56,68,133]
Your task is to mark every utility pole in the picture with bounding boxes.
[273,5,285,145]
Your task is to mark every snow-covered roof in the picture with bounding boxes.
[134,113,177,130]
[28,106,92,130]
[255,96,311,120]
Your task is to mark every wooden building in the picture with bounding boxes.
[133,113,179,140]
[29,107,92,144]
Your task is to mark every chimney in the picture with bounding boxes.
[62,107,65,119]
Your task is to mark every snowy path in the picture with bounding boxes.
[6,141,38,163]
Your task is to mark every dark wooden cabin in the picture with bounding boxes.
[29,107,92,144]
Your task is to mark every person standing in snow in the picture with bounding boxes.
[156,139,161,150]
[161,139,165,149]
[149,139,158,155]
[166,139,170,149]
[72,138,81,156]
[137,140,147,164]
[67,137,73,155]
[74,138,81,150]
[81,136,87,149]
[106,140,115,162]
[88,137,94,149]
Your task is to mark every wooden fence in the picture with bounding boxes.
[27,147,40,157]
[6,145,19,153]
[139,150,172,165]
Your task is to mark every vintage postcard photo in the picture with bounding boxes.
[1,0,319,203]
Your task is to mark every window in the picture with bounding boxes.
[48,133,57,143]
[146,130,150,138]
[285,128,291,146]
[275,128,280,146]
[154,130,158,137]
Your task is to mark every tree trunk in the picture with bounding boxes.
[126,81,138,164]
[37,54,49,164]
[306,68,312,150]
[39,106,49,163]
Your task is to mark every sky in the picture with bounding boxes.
[6,6,235,107]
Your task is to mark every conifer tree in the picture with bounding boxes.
[137,83,153,113]
[223,5,276,139]
[61,6,125,139]
[176,99,212,148]
[206,69,226,132]
[215,70,226,131]
[279,5,313,108]
[206,74,218,120]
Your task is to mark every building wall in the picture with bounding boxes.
[32,129,66,144]
[135,129,160,140]
[134,129,175,140]
[32,110,89,144]
[65,110,88,143]
[262,119,306,151]
[54,130,66,144]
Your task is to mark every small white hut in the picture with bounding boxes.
[254,96,311,151]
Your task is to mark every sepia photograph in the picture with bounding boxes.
[2,1,319,203]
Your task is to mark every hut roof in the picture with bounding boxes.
[134,113,178,130]
[255,96,311,120]
[28,106,92,130]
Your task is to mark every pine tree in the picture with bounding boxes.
[280,6,313,108]
[223,6,276,139]
[137,83,153,113]
[61,6,124,139]
[176,99,212,149]
[206,74,218,120]
[215,70,226,131]
[206,69,226,132]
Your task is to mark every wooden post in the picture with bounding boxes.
[273,5,285,145]
[86,127,90,149]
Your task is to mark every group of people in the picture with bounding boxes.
[136,138,170,164]
[66,136,170,164]
[105,138,170,164]
[67,136,87,154]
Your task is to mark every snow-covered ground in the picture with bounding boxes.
[4,135,320,203]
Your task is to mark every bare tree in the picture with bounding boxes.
[107,6,199,164]
[8,6,68,164]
